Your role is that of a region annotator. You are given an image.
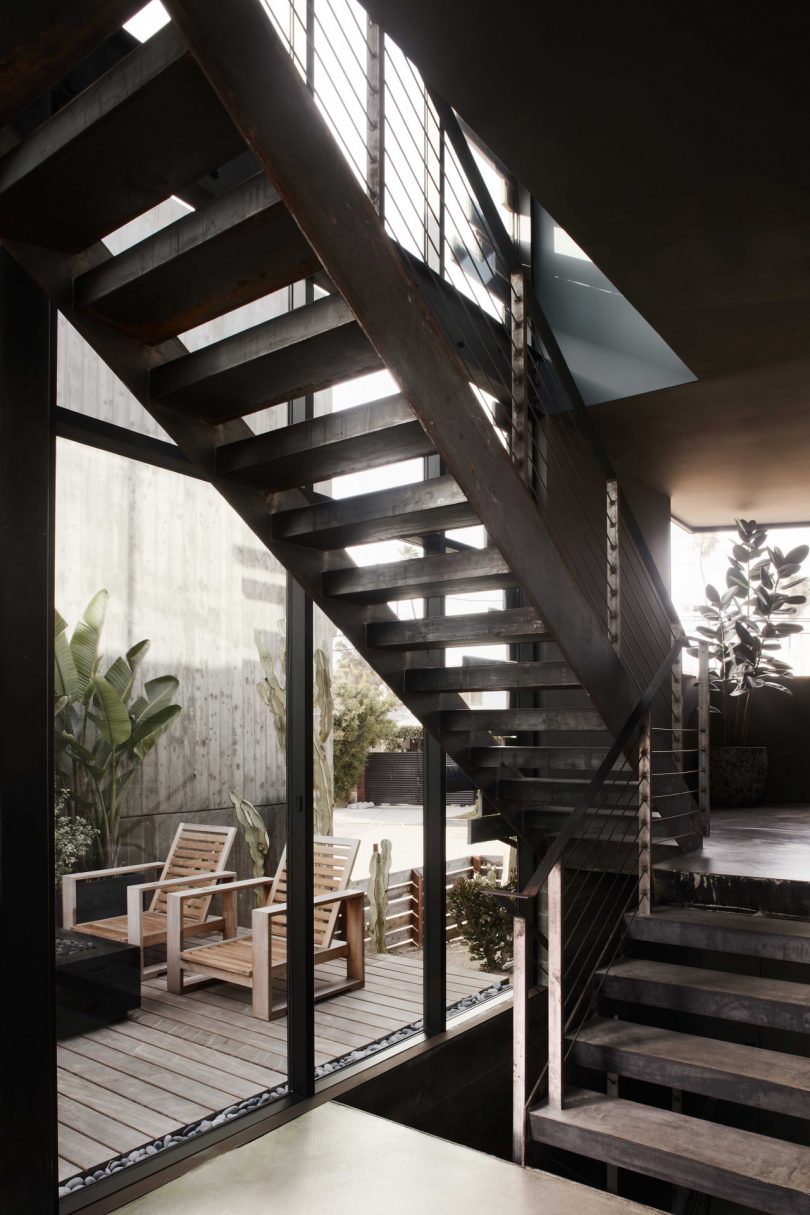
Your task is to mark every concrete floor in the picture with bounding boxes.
[656,805,810,882]
[119,1102,656,1215]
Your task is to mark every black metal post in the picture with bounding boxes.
[0,249,57,1213]
[423,451,446,1034]
[285,280,315,1098]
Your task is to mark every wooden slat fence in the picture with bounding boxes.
[349,855,504,953]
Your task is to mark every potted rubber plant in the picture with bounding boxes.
[691,520,807,805]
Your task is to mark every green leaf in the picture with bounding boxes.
[91,674,131,747]
[70,590,108,699]
[705,583,720,604]
[125,640,150,700]
[54,626,81,702]
[133,675,180,724]
[784,544,809,566]
[129,703,181,762]
[104,655,134,701]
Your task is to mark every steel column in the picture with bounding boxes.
[511,267,530,482]
[422,451,446,1035]
[698,640,711,836]
[366,18,385,218]
[547,860,564,1110]
[285,282,315,1098]
[607,478,620,649]
[512,913,528,1164]
[638,709,652,916]
[0,249,57,1213]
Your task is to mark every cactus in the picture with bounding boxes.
[368,838,392,953]
[229,790,270,907]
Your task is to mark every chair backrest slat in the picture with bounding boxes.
[265,835,360,949]
[149,824,237,920]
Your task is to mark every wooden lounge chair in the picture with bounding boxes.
[62,822,237,977]
[166,834,364,1020]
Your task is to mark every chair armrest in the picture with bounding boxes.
[126,870,237,946]
[165,875,274,904]
[62,861,164,928]
[129,870,237,899]
[67,862,164,883]
[252,888,365,920]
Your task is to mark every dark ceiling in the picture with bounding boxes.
[366,1,810,526]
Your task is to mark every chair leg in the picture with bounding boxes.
[252,913,273,1020]
[345,895,365,986]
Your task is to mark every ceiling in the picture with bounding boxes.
[366,0,810,526]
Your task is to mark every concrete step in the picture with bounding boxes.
[440,708,605,734]
[571,1016,810,1119]
[529,1088,810,1215]
[598,957,810,1033]
[627,906,810,964]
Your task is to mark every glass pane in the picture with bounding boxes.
[55,440,288,1197]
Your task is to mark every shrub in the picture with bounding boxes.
[54,789,97,886]
[333,650,397,804]
[448,868,514,972]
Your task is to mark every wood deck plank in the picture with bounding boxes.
[56,953,502,1184]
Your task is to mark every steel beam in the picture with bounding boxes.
[0,249,57,1214]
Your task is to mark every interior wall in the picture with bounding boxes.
[617,463,672,593]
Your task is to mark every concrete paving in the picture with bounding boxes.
[120,1102,657,1215]
[334,802,509,874]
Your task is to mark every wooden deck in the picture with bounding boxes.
[57,953,507,1182]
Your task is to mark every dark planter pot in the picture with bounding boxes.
[710,746,768,807]
[56,871,147,928]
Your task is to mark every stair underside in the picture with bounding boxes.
[571,1016,810,1119]
[530,1088,810,1215]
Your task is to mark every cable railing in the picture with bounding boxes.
[259,1,682,709]
[507,638,709,1164]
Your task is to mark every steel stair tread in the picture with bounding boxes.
[75,173,320,345]
[367,608,550,650]
[0,25,245,252]
[571,1016,810,1118]
[598,957,810,1032]
[216,394,431,489]
[440,708,606,733]
[529,1088,810,1214]
[149,293,380,422]
[470,746,613,771]
[627,907,810,964]
[322,547,516,603]
[271,475,477,549]
[405,661,581,693]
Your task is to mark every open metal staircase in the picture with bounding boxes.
[0,2,705,867]
[531,907,810,1213]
